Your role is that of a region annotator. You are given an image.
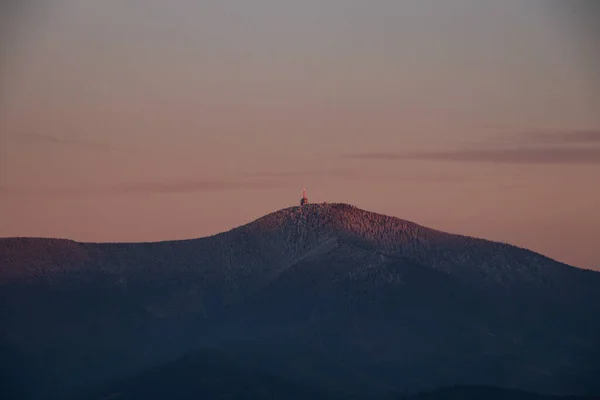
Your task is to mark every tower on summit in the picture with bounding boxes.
[300,188,309,206]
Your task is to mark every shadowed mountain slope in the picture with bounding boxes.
[401,386,597,400]
[89,352,595,400]
[87,349,339,400]
[1,203,599,399]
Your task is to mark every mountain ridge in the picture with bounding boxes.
[3,203,597,310]
[0,203,586,280]
[0,202,546,250]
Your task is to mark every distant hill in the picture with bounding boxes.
[401,386,598,400]
[87,349,337,400]
[1,203,599,399]
[88,350,594,400]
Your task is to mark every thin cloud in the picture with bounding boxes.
[1,179,277,197]
[112,179,278,194]
[0,185,100,197]
[345,148,600,165]
[244,168,364,181]
[245,168,469,184]
[524,129,600,144]
[18,132,134,152]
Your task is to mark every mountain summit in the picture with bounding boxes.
[1,203,599,399]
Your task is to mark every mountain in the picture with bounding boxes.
[1,203,599,399]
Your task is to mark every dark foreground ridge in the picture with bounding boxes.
[88,350,596,400]
[1,203,600,399]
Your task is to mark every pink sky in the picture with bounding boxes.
[1,1,599,270]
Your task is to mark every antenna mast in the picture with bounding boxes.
[300,188,308,206]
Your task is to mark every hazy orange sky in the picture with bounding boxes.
[1,1,599,270]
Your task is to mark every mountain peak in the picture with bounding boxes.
[240,202,436,243]
[222,202,599,293]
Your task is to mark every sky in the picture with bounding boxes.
[1,1,599,270]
